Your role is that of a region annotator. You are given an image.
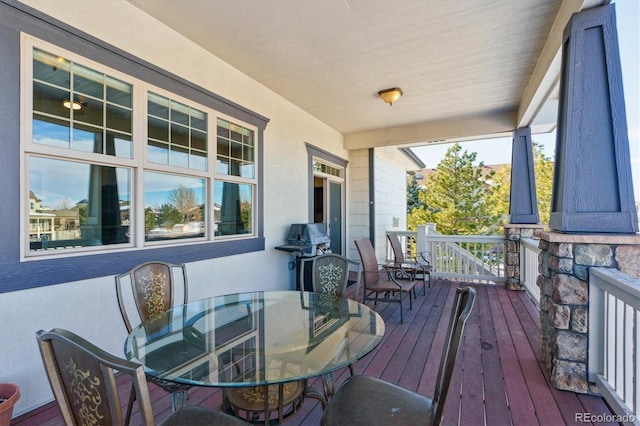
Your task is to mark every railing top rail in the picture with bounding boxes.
[520,237,541,250]
[424,235,506,244]
[387,231,416,237]
[590,267,640,309]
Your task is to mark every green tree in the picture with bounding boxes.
[406,175,426,213]
[534,144,554,226]
[158,203,181,228]
[487,142,554,227]
[144,207,157,233]
[422,143,497,235]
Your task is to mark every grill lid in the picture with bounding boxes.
[286,223,330,246]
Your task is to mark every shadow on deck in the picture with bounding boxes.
[13,279,615,425]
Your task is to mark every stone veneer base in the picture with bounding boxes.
[538,231,640,394]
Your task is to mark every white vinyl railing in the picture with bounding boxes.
[390,226,506,284]
[589,267,640,425]
[520,237,541,306]
[385,231,420,262]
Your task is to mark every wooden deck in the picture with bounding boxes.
[14,279,615,426]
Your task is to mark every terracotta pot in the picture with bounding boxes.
[0,384,20,426]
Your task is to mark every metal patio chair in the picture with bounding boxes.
[36,328,247,426]
[299,253,362,300]
[115,261,195,423]
[385,232,432,295]
[354,238,416,324]
[320,286,476,426]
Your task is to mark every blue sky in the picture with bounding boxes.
[414,0,639,198]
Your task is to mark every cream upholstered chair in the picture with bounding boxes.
[320,287,476,426]
[385,232,432,295]
[36,328,247,426]
[115,261,194,422]
[354,238,416,324]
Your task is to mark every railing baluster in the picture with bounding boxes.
[589,267,640,421]
[635,309,639,415]
[624,303,633,405]
[386,230,507,283]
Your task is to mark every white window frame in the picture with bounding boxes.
[21,35,259,261]
[214,112,258,240]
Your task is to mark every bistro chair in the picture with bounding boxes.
[36,328,248,426]
[115,261,195,422]
[300,253,362,378]
[385,232,432,295]
[354,238,416,324]
[320,286,476,426]
[299,253,362,301]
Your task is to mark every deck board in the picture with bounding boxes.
[12,279,615,426]
[476,284,512,426]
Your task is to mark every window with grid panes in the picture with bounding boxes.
[25,42,258,256]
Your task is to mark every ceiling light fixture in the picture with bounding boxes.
[378,87,403,106]
[62,99,82,111]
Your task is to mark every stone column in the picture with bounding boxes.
[538,231,640,394]
[503,224,544,290]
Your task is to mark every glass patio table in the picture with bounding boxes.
[124,290,385,410]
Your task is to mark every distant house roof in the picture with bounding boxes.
[413,164,509,187]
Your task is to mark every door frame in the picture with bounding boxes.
[305,143,347,254]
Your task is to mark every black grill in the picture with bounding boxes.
[275,223,331,256]
[276,223,331,291]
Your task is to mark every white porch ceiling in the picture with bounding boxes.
[126,0,603,149]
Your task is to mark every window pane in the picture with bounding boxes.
[71,123,101,153]
[144,172,206,242]
[214,181,253,236]
[148,92,169,119]
[190,150,207,171]
[241,162,255,179]
[169,145,189,168]
[111,132,132,159]
[29,156,131,251]
[33,82,70,120]
[192,130,207,151]
[171,123,189,148]
[33,48,70,89]
[217,137,229,157]
[148,141,169,164]
[73,63,104,98]
[106,77,132,108]
[148,117,169,141]
[32,48,132,159]
[148,93,208,170]
[33,117,70,148]
[191,111,207,132]
[216,118,255,178]
[106,104,132,134]
[170,100,189,125]
[75,97,103,127]
[216,157,229,175]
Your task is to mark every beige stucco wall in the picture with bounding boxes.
[4,0,348,415]
[2,0,414,416]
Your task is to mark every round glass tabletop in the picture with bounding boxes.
[124,290,385,387]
